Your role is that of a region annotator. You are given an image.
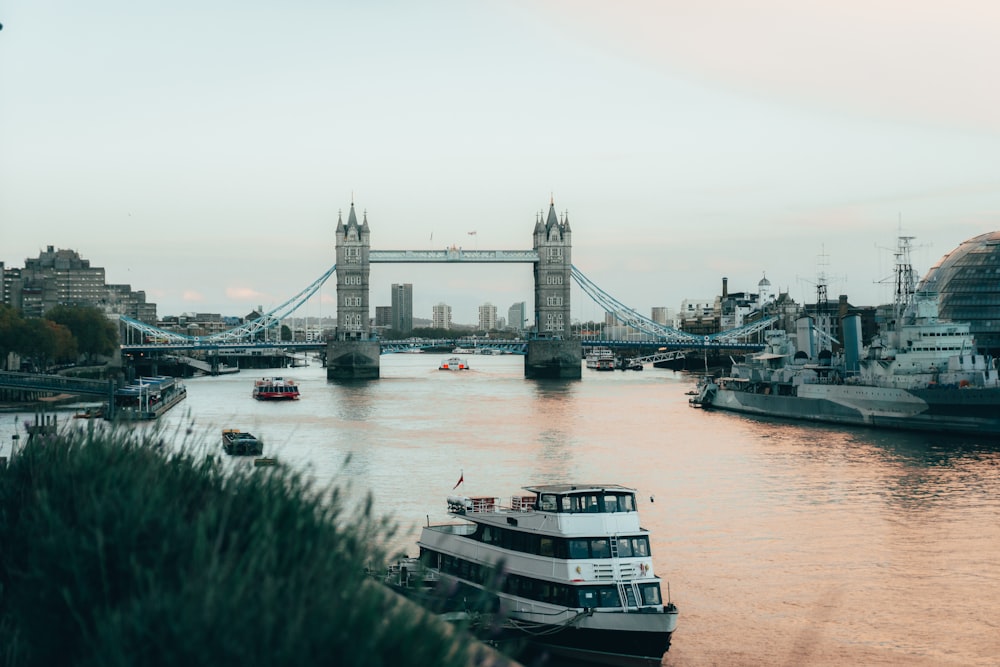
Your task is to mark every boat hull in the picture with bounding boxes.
[222,433,263,456]
[113,384,186,420]
[386,577,675,667]
[708,384,1000,436]
[498,609,677,667]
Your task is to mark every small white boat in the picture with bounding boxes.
[438,357,469,371]
[585,347,616,371]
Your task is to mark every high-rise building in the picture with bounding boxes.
[375,306,392,329]
[391,283,413,334]
[507,301,526,332]
[650,306,674,327]
[432,303,452,330]
[478,302,497,332]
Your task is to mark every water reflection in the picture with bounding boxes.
[529,379,578,479]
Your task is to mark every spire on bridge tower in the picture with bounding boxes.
[545,200,559,230]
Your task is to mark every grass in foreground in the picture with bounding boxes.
[0,426,507,667]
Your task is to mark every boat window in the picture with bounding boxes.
[602,495,619,512]
[538,494,557,511]
[639,583,662,605]
[619,494,636,512]
[616,538,633,558]
[590,538,610,558]
[561,495,585,513]
[630,537,650,557]
[578,588,599,608]
[539,537,554,557]
[583,495,600,513]
[598,587,619,607]
[568,539,590,558]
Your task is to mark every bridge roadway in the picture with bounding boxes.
[121,338,765,355]
[120,341,327,354]
[369,249,538,263]
[0,370,116,399]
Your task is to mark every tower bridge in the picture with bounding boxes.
[329,199,576,379]
[119,199,771,380]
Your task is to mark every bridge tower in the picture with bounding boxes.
[525,199,581,378]
[328,202,381,379]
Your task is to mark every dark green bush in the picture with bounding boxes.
[0,427,503,667]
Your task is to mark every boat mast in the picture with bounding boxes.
[893,235,917,327]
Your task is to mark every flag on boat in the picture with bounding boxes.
[467,231,477,236]
[453,471,464,490]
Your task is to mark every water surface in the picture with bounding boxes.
[3,354,998,666]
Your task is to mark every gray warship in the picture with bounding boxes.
[692,237,1000,437]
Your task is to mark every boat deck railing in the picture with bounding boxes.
[448,495,537,514]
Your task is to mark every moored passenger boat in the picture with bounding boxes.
[112,376,186,420]
[383,484,678,666]
[252,377,300,401]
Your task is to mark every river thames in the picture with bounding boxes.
[2,353,999,666]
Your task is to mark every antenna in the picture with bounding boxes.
[796,244,845,311]
[874,221,927,312]
[893,235,917,323]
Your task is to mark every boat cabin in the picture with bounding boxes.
[528,484,638,514]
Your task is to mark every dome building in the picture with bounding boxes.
[918,231,1000,355]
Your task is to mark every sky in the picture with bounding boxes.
[2,1,1000,326]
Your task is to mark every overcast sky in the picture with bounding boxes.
[2,1,999,325]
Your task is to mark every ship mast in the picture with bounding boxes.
[893,235,917,326]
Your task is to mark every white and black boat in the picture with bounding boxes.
[384,484,678,666]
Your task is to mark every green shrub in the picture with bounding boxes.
[0,427,503,667]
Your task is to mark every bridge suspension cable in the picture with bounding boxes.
[570,265,776,345]
[121,264,338,344]
[571,265,699,343]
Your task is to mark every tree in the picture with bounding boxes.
[0,305,26,369]
[46,305,118,363]
[47,320,78,364]
[20,317,57,370]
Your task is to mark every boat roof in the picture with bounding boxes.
[753,352,788,360]
[523,484,636,495]
[116,376,176,394]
